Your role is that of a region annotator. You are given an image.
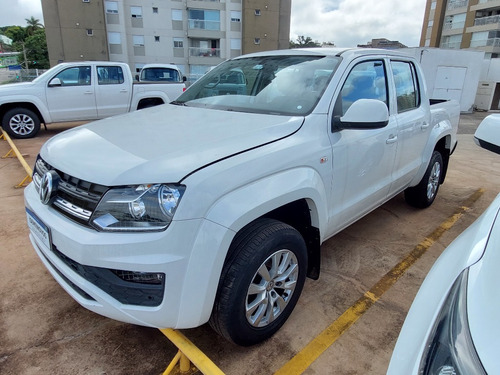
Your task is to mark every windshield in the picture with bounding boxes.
[174,55,341,116]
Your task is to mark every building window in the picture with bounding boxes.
[86,29,93,36]
[108,31,121,44]
[131,6,142,18]
[230,11,241,22]
[135,64,145,73]
[173,37,184,48]
[188,9,220,30]
[430,1,436,10]
[230,38,241,50]
[133,35,145,46]
[153,7,158,14]
[255,9,261,16]
[172,9,183,21]
[155,36,160,42]
[105,1,118,14]
[254,38,261,44]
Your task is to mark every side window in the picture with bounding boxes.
[336,60,388,116]
[97,66,125,85]
[391,61,420,113]
[53,66,91,86]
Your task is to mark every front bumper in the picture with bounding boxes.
[24,182,231,329]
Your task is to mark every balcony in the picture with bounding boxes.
[474,14,500,26]
[443,21,466,30]
[189,47,220,57]
[447,0,468,10]
[470,37,500,47]
[188,19,220,31]
[440,41,462,49]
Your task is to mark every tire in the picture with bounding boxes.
[404,150,443,208]
[209,218,307,346]
[2,108,41,139]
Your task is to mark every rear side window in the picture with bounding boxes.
[97,66,125,85]
[337,60,388,116]
[391,61,420,113]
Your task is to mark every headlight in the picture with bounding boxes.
[419,269,486,375]
[90,184,185,232]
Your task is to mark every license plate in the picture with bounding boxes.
[26,208,52,250]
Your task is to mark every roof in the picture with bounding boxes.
[235,47,414,60]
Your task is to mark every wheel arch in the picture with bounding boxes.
[204,168,327,281]
[434,135,451,184]
[0,102,45,125]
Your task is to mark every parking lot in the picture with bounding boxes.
[1,111,499,375]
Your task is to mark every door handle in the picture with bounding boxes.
[120,89,128,93]
[421,122,429,130]
[386,135,398,144]
[84,91,93,95]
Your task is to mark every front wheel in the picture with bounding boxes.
[209,218,307,346]
[2,108,41,138]
[404,150,444,208]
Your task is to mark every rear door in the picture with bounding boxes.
[328,58,398,233]
[95,65,132,118]
[389,60,431,193]
[45,65,97,122]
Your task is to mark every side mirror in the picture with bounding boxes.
[183,76,187,82]
[334,99,389,130]
[474,114,500,155]
[48,78,62,87]
[135,74,139,81]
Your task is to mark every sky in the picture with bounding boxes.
[1,0,427,48]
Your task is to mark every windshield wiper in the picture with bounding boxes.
[170,100,188,106]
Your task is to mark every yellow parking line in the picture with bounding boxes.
[274,188,485,375]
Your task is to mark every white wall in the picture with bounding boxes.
[403,48,484,113]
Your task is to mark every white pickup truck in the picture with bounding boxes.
[25,48,460,346]
[0,61,185,138]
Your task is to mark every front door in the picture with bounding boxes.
[45,66,97,122]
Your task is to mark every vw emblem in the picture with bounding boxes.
[39,171,59,205]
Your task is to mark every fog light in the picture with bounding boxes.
[112,270,165,285]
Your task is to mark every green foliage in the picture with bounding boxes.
[24,29,49,68]
[1,17,48,69]
[4,26,26,43]
[289,36,321,49]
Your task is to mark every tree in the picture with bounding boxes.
[25,16,43,36]
[23,29,49,68]
[289,35,321,49]
[4,26,26,43]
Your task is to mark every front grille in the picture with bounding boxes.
[33,156,108,226]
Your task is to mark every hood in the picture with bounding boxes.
[467,194,500,374]
[41,104,303,185]
[0,81,36,95]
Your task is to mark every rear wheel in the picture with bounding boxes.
[209,218,307,346]
[2,108,41,138]
[404,150,443,208]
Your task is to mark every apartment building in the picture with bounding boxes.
[42,0,291,79]
[421,0,500,58]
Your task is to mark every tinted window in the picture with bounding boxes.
[391,61,420,113]
[54,66,91,86]
[97,66,125,85]
[337,60,388,116]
